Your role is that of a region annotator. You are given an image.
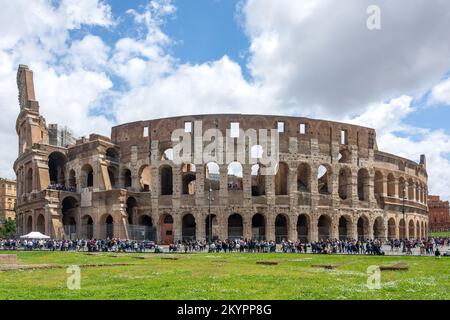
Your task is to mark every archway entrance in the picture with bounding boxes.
[318,215,331,240]
[105,215,114,239]
[182,214,196,241]
[82,216,94,239]
[373,217,385,240]
[275,214,288,243]
[388,218,396,240]
[251,213,266,240]
[62,197,78,239]
[338,216,350,240]
[36,214,45,234]
[139,215,155,241]
[228,214,243,240]
[357,216,369,240]
[297,214,309,242]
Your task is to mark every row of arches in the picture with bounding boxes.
[375,172,427,204]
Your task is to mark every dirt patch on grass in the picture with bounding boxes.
[311,264,337,270]
[380,262,409,271]
[0,263,138,272]
[256,261,278,265]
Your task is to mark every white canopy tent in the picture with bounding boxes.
[20,232,51,239]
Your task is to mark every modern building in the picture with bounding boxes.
[14,65,429,242]
[427,195,450,232]
[0,178,16,221]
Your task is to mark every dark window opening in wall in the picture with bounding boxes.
[297,163,311,192]
[318,165,330,194]
[161,148,174,161]
[81,164,94,188]
[48,152,67,186]
[184,121,192,133]
[126,197,137,224]
[123,169,132,189]
[357,168,370,201]
[160,165,173,195]
[230,122,239,138]
[106,148,119,162]
[338,167,351,200]
[275,162,288,195]
[182,163,196,195]
[299,123,306,134]
[108,166,117,188]
[277,121,284,133]
[251,164,266,196]
[340,129,348,145]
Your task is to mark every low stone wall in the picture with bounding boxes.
[0,254,17,265]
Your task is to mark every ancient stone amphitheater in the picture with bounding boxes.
[14,65,429,243]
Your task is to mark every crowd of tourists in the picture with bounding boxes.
[47,183,77,192]
[0,237,448,256]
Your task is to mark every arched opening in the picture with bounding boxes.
[374,171,383,204]
[106,148,119,162]
[275,214,288,243]
[357,168,370,201]
[68,169,76,189]
[80,164,94,188]
[182,214,196,241]
[338,167,351,200]
[62,197,78,239]
[408,220,415,239]
[26,168,33,193]
[297,214,309,242]
[160,165,173,195]
[297,163,311,192]
[251,213,266,240]
[205,162,220,191]
[275,162,288,195]
[122,169,132,189]
[227,162,243,191]
[26,215,32,233]
[251,164,266,196]
[105,215,114,239]
[181,163,196,195]
[399,218,406,239]
[139,215,155,241]
[373,217,385,240]
[338,216,351,240]
[387,174,396,197]
[228,214,243,239]
[388,218,396,240]
[36,214,45,234]
[139,165,152,192]
[318,215,331,240]
[161,214,174,244]
[318,165,331,194]
[108,166,118,189]
[357,216,369,240]
[82,215,94,239]
[205,214,218,242]
[48,152,67,186]
[126,197,137,224]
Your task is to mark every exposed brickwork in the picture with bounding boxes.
[13,65,429,242]
[427,195,450,232]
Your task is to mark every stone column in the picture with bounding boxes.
[195,169,205,205]
[330,213,339,240]
[243,213,252,240]
[265,174,275,206]
[288,167,297,208]
[310,215,318,242]
[310,165,319,207]
[219,165,228,205]
[266,212,275,241]
[242,164,252,207]
[288,212,297,241]
[196,212,205,241]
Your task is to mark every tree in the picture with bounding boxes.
[0,219,16,238]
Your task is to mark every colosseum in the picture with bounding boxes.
[14,65,429,243]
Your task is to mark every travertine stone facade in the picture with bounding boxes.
[0,178,16,221]
[14,65,429,242]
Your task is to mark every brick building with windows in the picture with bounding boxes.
[0,178,16,221]
[427,195,450,232]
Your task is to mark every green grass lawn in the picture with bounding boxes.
[0,251,449,300]
[432,231,450,237]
